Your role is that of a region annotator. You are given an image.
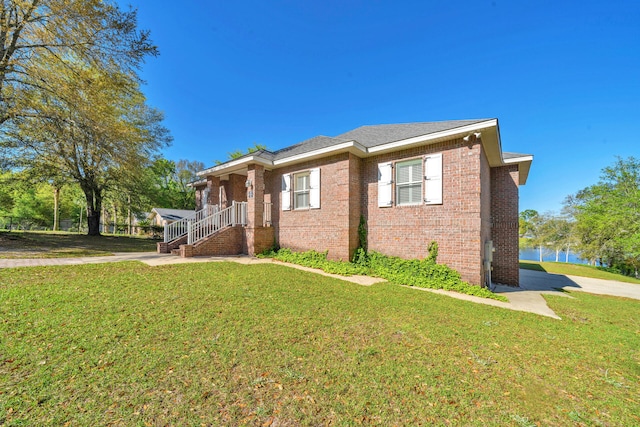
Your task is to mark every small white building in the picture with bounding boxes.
[148,208,195,227]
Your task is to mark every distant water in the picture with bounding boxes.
[519,248,588,264]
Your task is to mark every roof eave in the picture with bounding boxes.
[198,154,274,177]
[272,141,368,167]
[503,155,534,185]
[367,119,500,156]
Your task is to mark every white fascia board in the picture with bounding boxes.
[367,119,499,154]
[503,155,534,185]
[503,155,533,164]
[272,141,368,166]
[186,179,207,188]
[197,155,274,177]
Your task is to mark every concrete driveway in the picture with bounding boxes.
[518,268,640,300]
[492,269,640,319]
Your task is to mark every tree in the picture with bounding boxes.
[174,159,205,209]
[144,158,203,210]
[535,214,575,262]
[566,157,640,275]
[0,169,81,229]
[0,0,156,126]
[216,143,267,164]
[3,62,171,235]
[519,209,539,238]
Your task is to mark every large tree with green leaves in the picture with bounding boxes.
[141,158,204,210]
[566,157,640,274]
[0,0,156,126]
[3,60,171,235]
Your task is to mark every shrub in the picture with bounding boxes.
[260,247,506,301]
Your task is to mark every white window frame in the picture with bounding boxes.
[395,158,423,206]
[294,171,311,210]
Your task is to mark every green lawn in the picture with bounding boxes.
[1,262,638,426]
[0,231,158,258]
[520,260,640,284]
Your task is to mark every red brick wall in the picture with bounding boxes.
[245,226,275,256]
[490,165,520,286]
[157,234,188,253]
[223,174,247,204]
[348,154,363,258]
[480,148,492,286]
[194,183,206,211]
[363,138,484,285]
[269,153,353,261]
[189,226,244,256]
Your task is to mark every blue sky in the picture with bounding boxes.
[120,0,639,214]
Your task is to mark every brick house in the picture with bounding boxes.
[159,119,532,287]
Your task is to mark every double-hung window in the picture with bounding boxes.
[395,159,422,205]
[282,168,320,211]
[377,153,442,207]
[294,172,310,209]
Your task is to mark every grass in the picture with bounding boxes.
[1,262,639,425]
[0,230,158,258]
[264,248,507,301]
[520,260,640,284]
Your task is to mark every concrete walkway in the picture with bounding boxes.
[1,253,638,319]
[0,252,384,286]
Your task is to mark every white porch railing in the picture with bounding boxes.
[163,205,218,243]
[263,202,272,227]
[187,201,247,245]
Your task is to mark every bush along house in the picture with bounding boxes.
[158,119,532,287]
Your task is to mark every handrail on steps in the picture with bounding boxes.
[163,204,218,243]
[187,201,247,245]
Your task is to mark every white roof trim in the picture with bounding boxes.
[197,155,273,176]
[197,119,535,184]
[272,140,367,166]
[503,154,533,185]
[503,155,533,164]
[367,119,498,154]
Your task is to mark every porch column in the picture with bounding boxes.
[206,176,220,206]
[246,164,264,228]
[244,164,274,256]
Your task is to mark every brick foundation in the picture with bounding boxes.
[157,234,188,254]
[244,226,275,256]
[180,226,244,257]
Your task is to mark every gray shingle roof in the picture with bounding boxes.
[269,119,491,160]
[151,208,195,221]
[272,135,353,159]
[333,119,491,148]
[207,119,503,170]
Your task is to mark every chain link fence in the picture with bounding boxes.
[0,216,163,238]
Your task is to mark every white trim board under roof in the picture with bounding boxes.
[197,119,533,184]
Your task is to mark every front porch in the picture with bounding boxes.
[158,163,275,258]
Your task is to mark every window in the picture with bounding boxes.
[396,159,422,205]
[294,172,310,209]
[377,153,443,207]
[282,168,320,211]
